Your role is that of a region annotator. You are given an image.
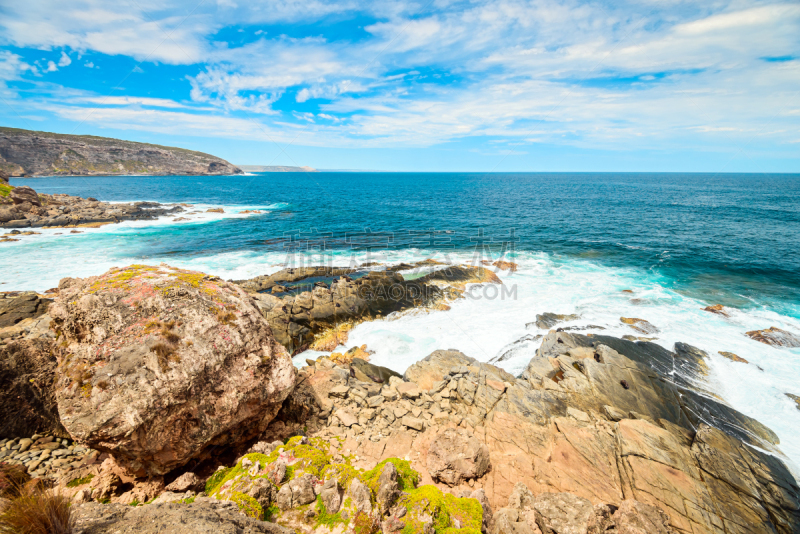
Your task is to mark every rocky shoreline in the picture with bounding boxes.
[1,263,799,533]
[0,175,187,230]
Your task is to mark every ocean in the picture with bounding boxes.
[4,172,800,465]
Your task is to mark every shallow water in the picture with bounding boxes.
[4,172,800,466]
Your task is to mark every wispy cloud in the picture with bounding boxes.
[0,0,798,163]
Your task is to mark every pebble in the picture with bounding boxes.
[0,432,97,479]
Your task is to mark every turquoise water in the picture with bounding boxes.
[4,172,800,465]
[8,172,800,316]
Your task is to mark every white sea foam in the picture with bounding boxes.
[2,217,800,469]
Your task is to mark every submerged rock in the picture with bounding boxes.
[533,312,580,330]
[719,351,748,364]
[703,304,731,317]
[619,316,659,334]
[49,264,296,476]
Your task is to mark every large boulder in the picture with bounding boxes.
[427,427,491,486]
[9,185,40,207]
[49,265,296,476]
[0,206,18,222]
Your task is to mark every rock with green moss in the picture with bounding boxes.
[384,485,484,534]
[202,435,489,534]
[49,264,296,477]
[376,462,400,513]
[319,478,341,514]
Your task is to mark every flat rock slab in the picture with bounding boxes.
[73,499,292,534]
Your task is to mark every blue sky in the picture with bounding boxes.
[0,0,799,171]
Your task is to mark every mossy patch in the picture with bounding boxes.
[292,444,329,477]
[231,491,263,519]
[362,458,419,494]
[202,448,481,534]
[265,504,281,521]
[66,473,94,487]
[314,495,346,529]
[206,453,275,497]
[397,485,482,534]
[0,184,12,198]
[321,463,360,490]
[205,467,232,494]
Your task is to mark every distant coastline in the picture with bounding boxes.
[239,165,318,172]
[0,127,242,177]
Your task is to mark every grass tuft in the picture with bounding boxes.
[0,482,74,534]
[0,464,30,498]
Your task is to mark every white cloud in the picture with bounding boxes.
[0,51,34,94]
[0,0,798,155]
[296,80,362,102]
[84,61,95,68]
[77,96,189,108]
[58,51,71,67]
[0,1,210,64]
[46,60,58,72]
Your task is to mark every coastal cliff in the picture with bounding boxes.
[0,127,242,177]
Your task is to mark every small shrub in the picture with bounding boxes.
[150,342,179,371]
[216,311,236,326]
[0,484,74,534]
[160,328,181,344]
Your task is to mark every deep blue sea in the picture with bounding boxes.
[5,172,800,464]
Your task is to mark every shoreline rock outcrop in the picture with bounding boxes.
[275,332,800,534]
[2,265,799,534]
[0,126,242,177]
[49,264,296,476]
[1,183,186,229]
[236,263,502,354]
